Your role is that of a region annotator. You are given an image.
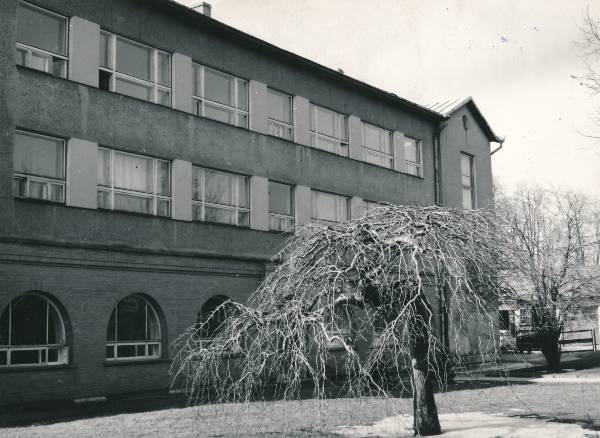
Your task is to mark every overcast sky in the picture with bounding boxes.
[177,0,600,196]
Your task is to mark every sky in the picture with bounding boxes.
[177,0,600,196]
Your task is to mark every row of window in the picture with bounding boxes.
[0,292,215,365]
[14,130,383,228]
[15,1,423,176]
[0,292,355,366]
[14,130,476,221]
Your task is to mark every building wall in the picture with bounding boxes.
[0,242,264,403]
[0,0,496,405]
[439,105,494,209]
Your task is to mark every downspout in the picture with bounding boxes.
[433,120,448,206]
[490,137,505,156]
[434,120,450,355]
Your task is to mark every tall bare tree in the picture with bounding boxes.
[496,185,600,370]
[580,8,600,98]
[173,205,507,436]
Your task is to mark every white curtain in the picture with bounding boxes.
[114,152,153,193]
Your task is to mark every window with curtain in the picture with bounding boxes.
[362,122,393,169]
[97,147,171,217]
[0,293,68,366]
[403,137,422,177]
[106,294,161,360]
[16,1,67,77]
[461,152,475,209]
[13,130,65,203]
[268,88,293,140]
[311,190,350,225]
[192,167,250,227]
[268,181,294,231]
[192,64,248,128]
[309,104,348,156]
[99,31,171,106]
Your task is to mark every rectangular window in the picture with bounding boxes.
[519,308,531,326]
[461,153,475,209]
[310,104,348,156]
[362,122,393,169]
[192,167,250,227]
[311,190,350,225]
[268,88,293,140]
[99,32,171,106]
[268,181,294,231]
[403,137,422,177]
[192,64,248,128]
[97,148,171,217]
[16,2,67,78]
[13,130,65,203]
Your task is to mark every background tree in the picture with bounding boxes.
[173,205,507,436]
[580,8,600,98]
[496,185,600,370]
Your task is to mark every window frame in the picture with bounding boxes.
[16,1,68,78]
[311,190,350,226]
[460,152,475,209]
[191,166,250,227]
[97,147,172,217]
[309,104,349,157]
[268,180,295,232]
[13,130,66,204]
[403,136,423,177]
[362,122,393,169]
[196,295,236,349]
[0,293,69,368]
[325,302,354,350]
[99,31,171,106]
[192,63,249,128]
[267,88,294,141]
[105,295,162,362]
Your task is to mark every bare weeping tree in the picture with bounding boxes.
[173,205,507,436]
[496,186,600,370]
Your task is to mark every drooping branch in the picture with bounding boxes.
[172,205,509,422]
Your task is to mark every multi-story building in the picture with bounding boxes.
[0,0,502,405]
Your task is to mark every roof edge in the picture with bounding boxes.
[159,0,443,121]
[442,97,504,143]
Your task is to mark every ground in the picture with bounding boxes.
[2,352,599,437]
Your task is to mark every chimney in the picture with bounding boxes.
[190,1,211,17]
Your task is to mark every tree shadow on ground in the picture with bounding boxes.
[486,350,600,378]
[0,378,531,429]
[512,413,600,433]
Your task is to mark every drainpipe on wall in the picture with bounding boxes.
[433,120,448,206]
[490,137,505,156]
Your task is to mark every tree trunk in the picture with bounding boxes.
[410,303,442,436]
[540,331,561,371]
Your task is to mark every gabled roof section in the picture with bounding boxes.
[157,0,444,121]
[428,97,503,143]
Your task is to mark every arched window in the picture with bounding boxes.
[0,293,68,366]
[106,294,161,360]
[197,295,234,345]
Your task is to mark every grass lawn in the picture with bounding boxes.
[2,380,599,437]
